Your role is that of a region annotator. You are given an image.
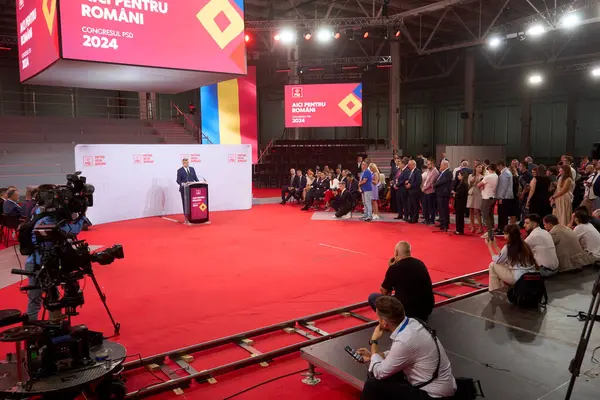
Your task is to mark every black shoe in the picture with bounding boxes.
[394,215,403,220]
[301,207,309,211]
[280,201,286,205]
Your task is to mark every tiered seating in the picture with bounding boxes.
[0,116,196,190]
[254,139,386,188]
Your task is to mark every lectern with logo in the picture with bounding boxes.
[183,182,209,224]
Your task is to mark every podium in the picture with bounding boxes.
[183,182,210,224]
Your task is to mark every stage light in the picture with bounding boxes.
[527,24,546,37]
[303,30,312,40]
[527,73,543,86]
[334,30,340,39]
[316,27,333,42]
[592,67,600,77]
[362,28,369,38]
[560,13,581,29]
[394,27,401,37]
[278,29,297,44]
[488,36,502,49]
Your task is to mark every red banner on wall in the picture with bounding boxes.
[284,83,363,128]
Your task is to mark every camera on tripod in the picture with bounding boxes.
[0,173,125,389]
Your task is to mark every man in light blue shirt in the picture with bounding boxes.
[359,161,373,222]
[495,160,514,234]
[357,296,456,399]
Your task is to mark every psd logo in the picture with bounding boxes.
[19,0,24,11]
[292,87,303,98]
[133,154,142,164]
[228,154,236,163]
[83,156,93,167]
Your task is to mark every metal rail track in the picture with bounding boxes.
[122,269,489,398]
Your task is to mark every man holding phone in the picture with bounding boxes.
[357,296,456,400]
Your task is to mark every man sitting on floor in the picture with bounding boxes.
[368,241,434,322]
[543,214,595,272]
[331,181,353,219]
[358,296,457,400]
[573,211,600,262]
[524,214,559,276]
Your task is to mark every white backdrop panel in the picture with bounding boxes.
[74,144,252,225]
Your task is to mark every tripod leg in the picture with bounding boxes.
[565,277,600,400]
[88,272,121,336]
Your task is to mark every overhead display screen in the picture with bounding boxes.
[284,83,363,128]
[17,0,60,81]
[58,0,246,74]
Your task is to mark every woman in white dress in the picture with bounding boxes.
[467,164,485,233]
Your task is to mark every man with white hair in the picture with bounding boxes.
[433,160,453,232]
[367,241,434,322]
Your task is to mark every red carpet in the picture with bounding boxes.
[0,205,492,399]
[252,188,281,198]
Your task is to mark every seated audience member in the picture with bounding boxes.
[543,214,595,272]
[568,206,600,232]
[281,169,306,204]
[324,172,339,210]
[358,296,457,400]
[302,169,315,201]
[524,214,559,276]
[573,211,600,261]
[368,241,434,321]
[486,224,537,291]
[3,188,23,218]
[331,181,353,219]
[302,171,329,210]
[280,168,296,204]
[22,188,38,218]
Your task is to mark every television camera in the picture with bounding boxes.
[0,173,127,399]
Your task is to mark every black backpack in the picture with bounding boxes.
[17,212,51,256]
[507,272,548,309]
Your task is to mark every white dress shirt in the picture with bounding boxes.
[574,223,600,259]
[525,227,559,271]
[480,173,498,200]
[369,318,456,398]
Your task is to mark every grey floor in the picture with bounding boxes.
[302,268,600,399]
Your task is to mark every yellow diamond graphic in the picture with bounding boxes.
[338,93,362,117]
[197,0,244,50]
[42,0,57,35]
[199,203,207,212]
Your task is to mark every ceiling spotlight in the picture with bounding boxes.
[303,30,312,40]
[279,29,297,44]
[394,27,401,37]
[316,27,333,42]
[362,28,369,38]
[527,24,546,36]
[591,67,600,77]
[333,30,340,39]
[560,13,581,29]
[528,73,543,86]
[488,36,502,49]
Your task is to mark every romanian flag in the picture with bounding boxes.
[200,66,258,163]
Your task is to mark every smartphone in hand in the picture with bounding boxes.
[345,346,364,363]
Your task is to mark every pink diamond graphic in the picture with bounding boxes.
[347,102,355,110]
[214,11,232,32]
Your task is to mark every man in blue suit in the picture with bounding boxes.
[405,160,423,223]
[433,160,453,232]
[176,158,199,212]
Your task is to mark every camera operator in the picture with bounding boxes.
[24,184,87,321]
[357,296,457,400]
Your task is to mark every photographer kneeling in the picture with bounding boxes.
[23,184,88,321]
[357,296,457,400]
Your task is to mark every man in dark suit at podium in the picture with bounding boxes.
[176,158,199,211]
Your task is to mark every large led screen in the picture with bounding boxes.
[17,0,60,82]
[284,83,363,128]
[58,0,246,75]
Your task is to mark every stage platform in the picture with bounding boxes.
[301,268,600,399]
